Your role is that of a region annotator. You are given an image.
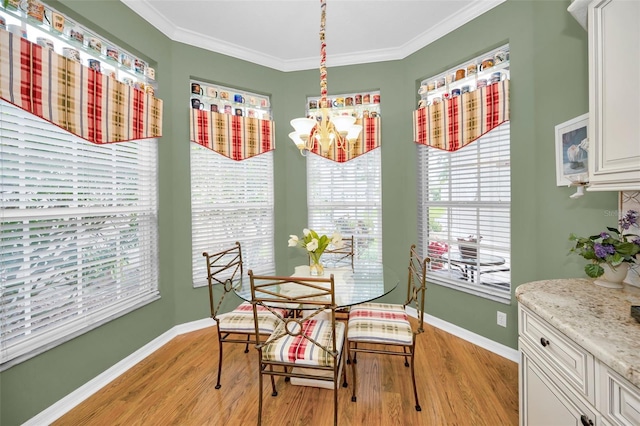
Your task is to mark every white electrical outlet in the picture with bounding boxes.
[497,311,507,327]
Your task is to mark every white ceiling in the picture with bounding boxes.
[120,0,505,72]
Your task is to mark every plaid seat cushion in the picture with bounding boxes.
[262,319,345,367]
[347,303,413,345]
[218,302,286,335]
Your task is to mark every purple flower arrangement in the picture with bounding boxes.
[569,210,640,278]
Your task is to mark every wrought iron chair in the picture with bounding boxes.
[346,244,429,411]
[203,242,287,390]
[304,235,354,320]
[248,270,347,426]
[322,235,355,269]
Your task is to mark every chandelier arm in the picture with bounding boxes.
[335,135,356,155]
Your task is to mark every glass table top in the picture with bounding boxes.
[233,262,400,309]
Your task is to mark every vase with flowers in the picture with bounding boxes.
[288,228,343,276]
[569,210,640,288]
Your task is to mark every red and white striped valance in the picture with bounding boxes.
[189,109,275,161]
[413,79,509,151]
[0,30,163,144]
[310,116,381,163]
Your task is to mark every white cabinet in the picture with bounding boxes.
[599,366,640,426]
[587,0,640,191]
[521,348,600,426]
[519,305,640,426]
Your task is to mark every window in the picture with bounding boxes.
[307,149,382,265]
[0,100,159,369]
[417,122,511,301]
[190,147,275,287]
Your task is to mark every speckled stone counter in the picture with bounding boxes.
[516,279,640,388]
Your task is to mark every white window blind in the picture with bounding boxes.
[417,122,511,301]
[307,149,382,265]
[190,146,275,287]
[0,100,159,369]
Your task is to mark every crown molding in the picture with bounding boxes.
[173,27,287,71]
[121,0,506,72]
[398,0,506,61]
[120,0,179,39]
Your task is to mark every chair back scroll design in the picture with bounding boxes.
[248,271,346,426]
[405,244,429,334]
[203,242,243,320]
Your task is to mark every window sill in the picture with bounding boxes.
[427,273,512,305]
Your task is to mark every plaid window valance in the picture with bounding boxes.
[0,31,163,144]
[413,79,509,152]
[189,109,275,161]
[310,116,381,163]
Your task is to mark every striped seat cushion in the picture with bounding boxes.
[262,319,345,367]
[218,302,287,335]
[347,303,413,345]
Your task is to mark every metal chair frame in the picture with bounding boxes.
[321,235,355,270]
[248,271,347,426]
[203,242,280,390]
[346,244,429,411]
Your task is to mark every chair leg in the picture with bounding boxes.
[403,345,410,367]
[341,348,348,388]
[257,360,264,426]
[215,333,223,389]
[269,365,278,397]
[334,378,339,426]
[284,365,290,382]
[410,347,421,412]
[350,342,357,402]
[244,334,250,353]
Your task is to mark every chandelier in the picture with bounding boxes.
[288,0,363,156]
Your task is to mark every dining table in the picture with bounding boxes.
[232,261,400,389]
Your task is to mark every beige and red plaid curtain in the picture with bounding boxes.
[310,116,381,163]
[413,79,509,151]
[189,109,275,161]
[0,30,163,144]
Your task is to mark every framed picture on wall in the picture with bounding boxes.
[555,113,589,186]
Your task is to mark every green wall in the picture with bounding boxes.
[1,0,619,424]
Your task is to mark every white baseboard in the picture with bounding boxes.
[405,307,519,363]
[26,313,518,425]
[24,318,215,426]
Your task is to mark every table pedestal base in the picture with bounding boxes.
[290,362,344,389]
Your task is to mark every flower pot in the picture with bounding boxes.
[309,259,324,276]
[594,263,629,289]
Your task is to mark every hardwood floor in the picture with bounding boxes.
[54,320,519,425]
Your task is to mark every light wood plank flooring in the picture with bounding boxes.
[54,320,519,425]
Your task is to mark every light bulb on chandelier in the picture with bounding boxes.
[288,0,363,156]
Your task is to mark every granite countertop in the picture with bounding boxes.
[516,279,640,388]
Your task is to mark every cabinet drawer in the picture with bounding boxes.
[519,306,595,403]
[599,364,640,426]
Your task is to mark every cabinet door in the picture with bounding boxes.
[521,346,599,426]
[588,0,640,191]
[599,364,640,426]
